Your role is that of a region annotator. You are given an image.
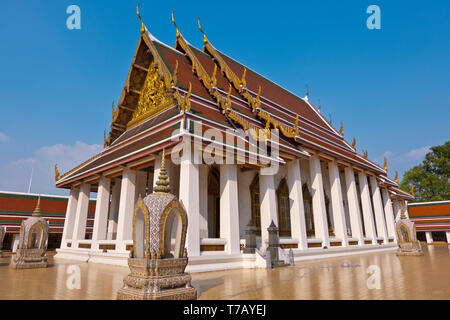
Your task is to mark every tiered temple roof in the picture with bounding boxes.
[54,10,413,201]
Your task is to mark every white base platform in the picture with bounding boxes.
[54,243,398,273]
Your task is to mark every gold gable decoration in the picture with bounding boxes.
[127,61,175,129]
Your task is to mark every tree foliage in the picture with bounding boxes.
[400,141,450,202]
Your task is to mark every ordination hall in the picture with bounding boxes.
[53,10,414,273]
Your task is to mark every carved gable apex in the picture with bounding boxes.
[127,61,176,129]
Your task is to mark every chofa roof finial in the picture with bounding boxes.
[136,3,145,33]
[154,149,171,193]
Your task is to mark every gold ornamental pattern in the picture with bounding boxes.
[127,61,175,129]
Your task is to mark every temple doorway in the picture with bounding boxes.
[208,167,220,238]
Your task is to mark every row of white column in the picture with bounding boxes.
[268,154,398,250]
[61,150,400,256]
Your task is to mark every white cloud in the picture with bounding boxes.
[0,132,10,142]
[0,141,102,195]
[377,145,431,181]
[405,146,431,161]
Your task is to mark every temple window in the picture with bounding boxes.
[250,174,261,235]
[207,167,220,238]
[276,178,291,237]
[302,184,315,237]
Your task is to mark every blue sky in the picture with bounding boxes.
[0,0,448,195]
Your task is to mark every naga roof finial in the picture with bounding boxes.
[352,137,356,151]
[339,122,344,136]
[383,157,388,172]
[136,3,145,33]
[411,184,415,197]
[394,171,399,184]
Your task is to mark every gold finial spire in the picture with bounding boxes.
[352,137,356,151]
[154,149,171,193]
[400,202,407,220]
[197,17,208,45]
[136,3,145,33]
[171,10,180,38]
[54,165,60,182]
[394,171,399,184]
[339,122,344,136]
[411,184,415,197]
[32,195,41,217]
[363,150,368,159]
[383,157,388,172]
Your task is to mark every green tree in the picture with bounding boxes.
[400,141,450,202]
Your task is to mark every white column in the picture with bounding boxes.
[425,231,433,244]
[116,167,136,250]
[107,178,121,240]
[446,232,450,244]
[369,176,389,243]
[61,186,79,248]
[381,188,397,241]
[72,183,91,242]
[179,148,200,256]
[328,160,349,246]
[287,159,308,250]
[259,170,278,251]
[358,172,377,244]
[92,176,111,246]
[344,167,365,245]
[309,154,330,247]
[220,164,240,254]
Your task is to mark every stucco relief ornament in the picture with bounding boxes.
[117,149,197,300]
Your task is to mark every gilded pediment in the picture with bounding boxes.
[127,61,175,129]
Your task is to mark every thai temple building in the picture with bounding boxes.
[408,200,450,244]
[0,191,96,251]
[54,10,414,272]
